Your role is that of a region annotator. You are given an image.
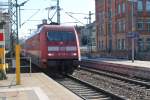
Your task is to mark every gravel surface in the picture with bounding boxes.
[72,69,150,100]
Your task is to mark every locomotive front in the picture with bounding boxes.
[41,25,80,74]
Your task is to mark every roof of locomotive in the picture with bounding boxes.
[26,25,76,40]
[39,25,75,32]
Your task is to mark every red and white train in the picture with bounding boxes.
[22,25,80,74]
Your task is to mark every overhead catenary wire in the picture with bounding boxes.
[66,12,89,15]
[21,9,40,26]
[63,10,85,25]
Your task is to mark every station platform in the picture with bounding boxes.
[83,57,150,68]
[0,73,82,100]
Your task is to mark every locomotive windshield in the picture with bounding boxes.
[47,31,76,41]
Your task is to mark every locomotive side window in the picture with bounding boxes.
[47,32,75,41]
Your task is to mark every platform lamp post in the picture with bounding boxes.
[15,0,30,42]
[15,0,19,44]
[128,0,137,62]
[14,0,29,85]
[131,0,134,63]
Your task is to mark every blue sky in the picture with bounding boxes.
[17,0,95,38]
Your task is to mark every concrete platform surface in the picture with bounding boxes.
[0,73,82,100]
[86,58,150,68]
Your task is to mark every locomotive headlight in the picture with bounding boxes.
[48,53,54,56]
[72,53,77,56]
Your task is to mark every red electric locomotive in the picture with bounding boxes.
[22,25,80,74]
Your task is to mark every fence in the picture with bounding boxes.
[6,57,32,76]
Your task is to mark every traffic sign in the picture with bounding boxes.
[128,0,137,2]
[0,33,4,41]
[126,32,139,38]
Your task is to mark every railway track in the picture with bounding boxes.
[78,59,150,82]
[55,75,126,100]
[72,67,150,99]
[80,67,150,89]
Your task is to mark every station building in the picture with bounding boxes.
[79,22,97,55]
[0,11,11,51]
[95,0,150,60]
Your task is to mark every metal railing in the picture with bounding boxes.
[6,57,32,76]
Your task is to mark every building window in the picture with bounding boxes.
[108,0,112,4]
[99,12,103,24]
[146,38,150,51]
[117,20,125,32]
[117,39,121,50]
[99,25,104,35]
[121,39,125,50]
[108,23,112,36]
[117,39,125,50]
[122,20,126,32]
[137,0,143,11]
[108,8,112,19]
[136,21,144,30]
[146,0,150,11]
[122,3,125,13]
[118,21,122,32]
[138,38,144,52]
[147,23,150,32]
[99,41,101,49]
[102,40,104,49]
[99,12,104,35]
[99,40,104,50]
[108,39,112,52]
[118,4,121,14]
